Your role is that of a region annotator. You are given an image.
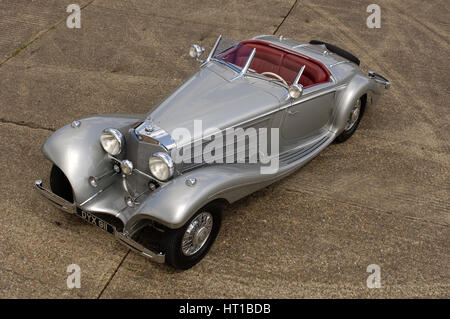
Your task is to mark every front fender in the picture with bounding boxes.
[41,114,143,204]
[127,164,273,230]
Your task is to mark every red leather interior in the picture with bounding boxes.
[218,40,330,87]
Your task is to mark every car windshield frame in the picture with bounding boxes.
[207,36,290,88]
[209,37,243,73]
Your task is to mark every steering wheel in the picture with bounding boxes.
[260,72,288,86]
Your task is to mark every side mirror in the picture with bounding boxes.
[288,84,303,99]
[189,44,205,62]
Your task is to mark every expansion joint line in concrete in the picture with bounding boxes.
[273,0,298,35]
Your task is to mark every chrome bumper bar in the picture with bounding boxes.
[368,71,391,90]
[34,180,165,263]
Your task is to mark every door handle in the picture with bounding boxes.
[287,108,299,115]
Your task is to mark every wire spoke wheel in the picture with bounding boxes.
[181,212,213,256]
[344,98,362,131]
[163,202,222,269]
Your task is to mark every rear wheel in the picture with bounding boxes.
[334,96,365,143]
[163,203,222,269]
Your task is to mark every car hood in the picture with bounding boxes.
[147,62,284,146]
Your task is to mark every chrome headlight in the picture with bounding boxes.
[149,152,174,181]
[100,128,124,156]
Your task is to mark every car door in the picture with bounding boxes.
[281,87,335,141]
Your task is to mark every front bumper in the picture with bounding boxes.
[34,179,165,263]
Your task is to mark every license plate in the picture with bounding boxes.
[76,210,115,235]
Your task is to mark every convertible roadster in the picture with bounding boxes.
[35,35,390,269]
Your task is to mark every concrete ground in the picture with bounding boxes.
[0,0,448,298]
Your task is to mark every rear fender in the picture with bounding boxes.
[331,74,382,135]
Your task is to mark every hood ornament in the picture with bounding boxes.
[144,121,155,132]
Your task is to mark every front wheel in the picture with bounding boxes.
[334,96,365,143]
[162,203,222,269]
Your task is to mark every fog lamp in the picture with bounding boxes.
[120,160,133,175]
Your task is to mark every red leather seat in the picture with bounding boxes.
[245,43,283,74]
[222,43,283,75]
[279,54,328,87]
[218,41,329,87]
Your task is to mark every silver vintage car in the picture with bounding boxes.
[35,35,390,269]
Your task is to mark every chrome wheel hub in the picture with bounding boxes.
[345,99,361,131]
[182,212,213,256]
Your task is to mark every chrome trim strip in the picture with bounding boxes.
[290,84,345,108]
[114,204,130,218]
[79,189,104,207]
[292,44,310,49]
[79,176,117,207]
[329,60,350,68]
